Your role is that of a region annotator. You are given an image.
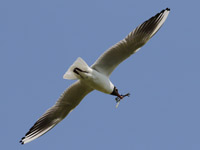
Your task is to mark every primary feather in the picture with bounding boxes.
[20,81,93,144]
[92,8,170,76]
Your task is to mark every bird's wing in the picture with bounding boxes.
[20,81,93,144]
[91,8,170,76]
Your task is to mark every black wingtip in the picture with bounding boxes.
[160,8,170,14]
[19,141,24,145]
[19,137,25,145]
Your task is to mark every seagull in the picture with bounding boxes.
[20,8,170,144]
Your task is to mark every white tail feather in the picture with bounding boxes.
[63,57,90,80]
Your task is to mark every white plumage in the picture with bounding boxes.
[20,8,170,144]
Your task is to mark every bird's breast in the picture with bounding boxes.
[82,69,114,94]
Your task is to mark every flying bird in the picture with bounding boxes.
[20,8,170,144]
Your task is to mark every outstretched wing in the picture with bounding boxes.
[91,8,170,76]
[20,81,93,144]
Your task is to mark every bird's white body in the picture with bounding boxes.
[63,57,114,94]
[81,69,114,94]
[20,8,170,144]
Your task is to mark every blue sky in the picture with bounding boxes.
[1,0,200,150]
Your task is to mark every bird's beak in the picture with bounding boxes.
[116,92,123,99]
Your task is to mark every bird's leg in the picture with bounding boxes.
[73,68,88,78]
[115,93,130,103]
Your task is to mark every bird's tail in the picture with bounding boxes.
[63,57,90,80]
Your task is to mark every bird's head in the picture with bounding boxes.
[111,86,130,104]
[111,87,123,99]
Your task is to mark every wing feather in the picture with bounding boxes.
[20,81,93,144]
[91,8,170,76]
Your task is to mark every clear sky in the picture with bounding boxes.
[1,0,200,150]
